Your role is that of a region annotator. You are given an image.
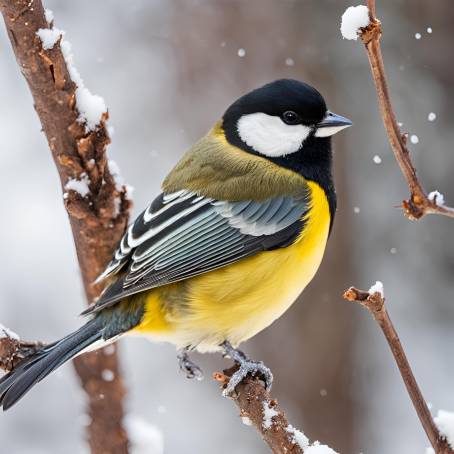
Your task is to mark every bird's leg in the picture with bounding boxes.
[177,347,204,381]
[221,340,273,397]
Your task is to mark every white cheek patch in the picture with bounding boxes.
[314,124,350,137]
[237,112,311,157]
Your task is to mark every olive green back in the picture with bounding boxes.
[162,123,307,201]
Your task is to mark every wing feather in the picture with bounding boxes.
[84,188,309,315]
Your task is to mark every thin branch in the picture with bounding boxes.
[0,1,130,452]
[0,335,43,373]
[359,0,454,220]
[214,368,338,454]
[343,286,453,454]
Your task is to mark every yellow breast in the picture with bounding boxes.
[134,181,331,352]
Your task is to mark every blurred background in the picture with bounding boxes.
[1,0,453,453]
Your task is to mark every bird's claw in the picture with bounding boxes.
[177,349,204,381]
[221,341,273,397]
[222,359,273,397]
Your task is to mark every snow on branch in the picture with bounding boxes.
[341,1,454,220]
[0,326,43,373]
[343,284,454,454]
[214,368,339,454]
[0,1,131,453]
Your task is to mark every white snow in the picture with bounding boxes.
[285,57,295,67]
[353,206,361,214]
[434,410,454,449]
[340,5,370,40]
[373,154,382,164]
[0,323,20,340]
[390,247,397,254]
[262,401,279,430]
[428,112,437,122]
[410,134,419,144]
[415,32,422,40]
[65,173,91,197]
[36,27,64,50]
[237,48,246,57]
[101,369,114,382]
[108,160,124,191]
[428,190,445,206]
[241,416,252,426]
[44,9,54,25]
[305,442,339,454]
[427,27,433,34]
[286,425,309,449]
[368,281,384,297]
[60,40,107,131]
[75,87,107,131]
[124,414,164,454]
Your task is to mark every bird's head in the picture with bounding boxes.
[221,79,352,174]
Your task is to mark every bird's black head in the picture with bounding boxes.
[222,79,352,229]
[222,79,351,178]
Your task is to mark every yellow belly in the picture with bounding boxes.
[133,181,330,352]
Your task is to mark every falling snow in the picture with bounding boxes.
[410,134,419,144]
[428,112,437,121]
[373,155,382,164]
[237,48,246,57]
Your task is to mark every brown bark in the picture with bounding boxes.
[0,1,130,453]
[358,0,454,220]
[344,286,453,454]
[214,368,338,454]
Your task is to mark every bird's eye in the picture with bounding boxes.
[281,111,301,125]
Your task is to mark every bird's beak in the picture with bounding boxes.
[315,111,353,138]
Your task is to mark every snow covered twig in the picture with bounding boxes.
[343,0,454,220]
[214,368,338,454]
[0,1,130,453]
[343,285,453,454]
[0,328,43,373]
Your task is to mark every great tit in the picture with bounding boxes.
[0,79,351,409]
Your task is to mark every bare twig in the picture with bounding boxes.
[343,286,453,454]
[0,1,130,452]
[214,368,338,454]
[359,0,454,220]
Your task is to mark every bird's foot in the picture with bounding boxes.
[177,348,204,381]
[221,341,273,397]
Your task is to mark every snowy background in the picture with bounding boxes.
[1,1,454,453]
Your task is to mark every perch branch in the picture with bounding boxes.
[359,0,454,220]
[0,335,43,373]
[0,1,130,452]
[343,286,453,454]
[214,368,338,454]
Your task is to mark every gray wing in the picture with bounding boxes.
[83,189,309,315]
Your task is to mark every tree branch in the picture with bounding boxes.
[359,0,454,220]
[0,335,43,373]
[0,1,130,452]
[214,368,338,454]
[343,286,453,454]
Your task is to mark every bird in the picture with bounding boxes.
[0,79,351,410]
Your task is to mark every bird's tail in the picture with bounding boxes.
[0,317,104,411]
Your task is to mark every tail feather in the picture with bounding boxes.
[0,319,102,410]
